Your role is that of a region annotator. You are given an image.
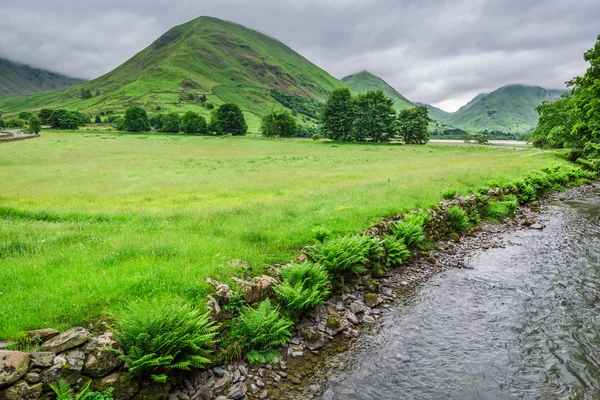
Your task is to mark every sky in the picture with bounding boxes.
[1,0,598,111]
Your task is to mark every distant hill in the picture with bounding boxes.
[0,58,83,97]
[429,85,566,134]
[414,102,450,121]
[0,16,347,130]
[342,71,413,110]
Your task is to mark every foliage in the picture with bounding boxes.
[342,71,413,111]
[95,115,102,124]
[49,110,86,130]
[321,88,355,141]
[442,188,458,200]
[123,106,151,133]
[312,225,333,242]
[353,90,398,142]
[392,220,425,248]
[18,111,33,121]
[212,104,248,136]
[5,118,26,129]
[485,199,517,221]
[80,88,93,99]
[28,116,41,134]
[305,235,370,276]
[468,209,482,225]
[274,262,331,314]
[0,118,4,129]
[446,206,470,232]
[270,89,323,120]
[50,379,114,400]
[223,290,246,315]
[399,105,430,144]
[181,111,208,134]
[114,300,218,382]
[260,110,298,138]
[312,133,321,141]
[296,125,319,138]
[383,235,411,267]
[161,113,182,133]
[231,299,293,363]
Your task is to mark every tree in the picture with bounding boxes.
[39,109,53,124]
[212,104,247,135]
[260,110,298,138]
[28,116,41,134]
[399,106,430,144]
[80,88,92,99]
[49,110,85,130]
[122,106,151,132]
[352,90,398,142]
[95,115,102,124]
[161,112,182,133]
[321,88,354,141]
[531,94,576,149]
[181,111,209,134]
[150,114,164,130]
[95,89,100,97]
[0,119,4,129]
[18,111,33,122]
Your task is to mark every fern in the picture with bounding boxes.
[383,236,411,267]
[274,262,331,314]
[305,235,369,276]
[468,209,482,225]
[50,379,113,400]
[392,220,424,248]
[446,206,470,232]
[359,235,384,262]
[442,188,458,200]
[114,300,218,382]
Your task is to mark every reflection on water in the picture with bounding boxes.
[321,190,600,400]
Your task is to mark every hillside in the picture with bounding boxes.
[0,57,83,96]
[342,71,413,110]
[0,17,347,130]
[432,85,565,134]
[415,102,450,121]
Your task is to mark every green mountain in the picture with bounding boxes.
[341,71,413,110]
[0,57,83,97]
[0,16,347,130]
[432,85,565,134]
[414,102,450,121]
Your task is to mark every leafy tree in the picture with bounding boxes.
[80,88,92,99]
[28,116,41,134]
[212,104,247,136]
[321,88,354,141]
[5,119,25,129]
[399,105,430,144]
[0,119,4,129]
[149,114,164,130]
[49,110,85,130]
[260,110,298,138]
[161,112,181,133]
[532,93,577,149]
[95,115,102,124]
[353,90,398,142]
[199,94,207,103]
[122,106,150,132]
[181,111,208,134]
[39,109,53,125]
[18,111,33,121]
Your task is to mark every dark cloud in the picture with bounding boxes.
[1,0,598,110]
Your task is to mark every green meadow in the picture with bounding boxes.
[0,132,564,338]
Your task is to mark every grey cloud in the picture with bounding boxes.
[0,0,598,111]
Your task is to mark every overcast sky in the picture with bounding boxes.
[1,0,598,111]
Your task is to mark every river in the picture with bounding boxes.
[319,186,600,399]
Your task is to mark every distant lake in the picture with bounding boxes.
[431,139,530,146]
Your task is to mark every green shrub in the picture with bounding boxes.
[468,209,482,225]
[274,262,330,314]
[392,220,425,248]
[514,179,537,203]
[442,188,458,200]
[446,206,470,232]
[485,197,518,221]
[51,379,114,400]
[231,299,293,363]
[114,300,218,382]
[312,133,321,141]
[312,225,333,242]
[403,209,432,226]
[576,158,598,171]
[359,235,384,263]
[383,236,411,267]
[305,236,369,275]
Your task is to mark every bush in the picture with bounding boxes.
[18,111,33,122]
[5,118,26,129]
[446,206,470,232]
[95,115,102,124]
[392,220,425,248]
[442,188,458,200]
[260,110,297,138]
[49,110,85,130]
[122,106,150,132]
[468,209,482,225]
[485,197,518,221]
[181,111,208,134]
[312,133,321,141]
[39,109,53,124]
[28,116,41,134]
[383,236,411,267]
[514,179,537,203]
[161,113,182,133]
[212,104,247,136]
[305,236,369,276]
[359,235,385,263]
[231,299,293,363]
[274,262,330,314]
[576,158,598,171]
[114,300,218,382]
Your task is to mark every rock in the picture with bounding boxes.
[0,342,12,350]
[291,352,304,359]
[54,349,85,371]
[92,371,140,400]
[530,223,544,230]
[325,315,341,335]
[255,379,265,389]
[206,295,222,321]
[24,372,41,384]
[232,275,277,303]
[26,329,60,343]
[226,382,247,399]
[302,328,321,343]
[345,312,360,325]
[137,381,173,400]
[40,327,91,353]
[290,337,300,345]
[39,364,81,390]
[213,377,230,394]
[82,332,123,378]
[307,384,320,393]
[0,381,43,400]
[349,302,365,315]
[363,315,376,325]
[30,352,55,368]
[364,293,380,308]
[206,278,233,303]
[213,367,229,378]
[258,389,269,399]
[306,339,325,351]
[0,351,29,388]
[168,395,179,400]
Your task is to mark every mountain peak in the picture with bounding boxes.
[342,71,413,110]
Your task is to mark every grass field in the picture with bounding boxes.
[0,131,565,338]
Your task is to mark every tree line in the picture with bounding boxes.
[532,35,600,161]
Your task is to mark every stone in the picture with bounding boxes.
[206,278,233,303]
[306,339,325,351]
[178,392,190,400]
[0,381,43,400]
[364,293,380,308]
[363,315,376,325]
[40,327,91,353]
[168,395,179,400]
[39,364,81,390]
[255,379,265,388]
[325,315,341,336]
[24,372,41,384]
[82,332,123,378]
[0,342,12,350]
[232,275,277,303]
[0,351,29,388]
[258,389,269,399]
[30,352,55,368]
[308,384,320,393]
[137,381,173,400]
[206,295,222,321]
[26,329,60,343]
[302,328,321,343]
[54,349,85,371]
[213,377,230,394]
[226,382,247,399]
[349,302,365,315]
[213,367,229,378]
[291,352,304,359]
[345,312,360,325]
[530,223,544,230]
[92,371,140,400]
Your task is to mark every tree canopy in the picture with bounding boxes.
[122,106,151,132]
[260,110,298,138]
[353,90,398,142]
[161,112,182,133]
[181,111,208,134]
[399,106,430,144]
[28,116,41,134]
[321,88,355,141]
[212,104,247,136]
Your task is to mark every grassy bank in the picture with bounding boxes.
[0,131,566,337]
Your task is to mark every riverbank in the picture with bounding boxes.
[167,181,598,400]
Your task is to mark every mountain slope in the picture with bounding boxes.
[0,16,347,130]
[415,102,450,121]
[435,85,565,134]
[0,58,83,96]
[342,71,413,110]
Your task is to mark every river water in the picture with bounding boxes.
[320,188,600,400]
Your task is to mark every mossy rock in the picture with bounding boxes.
[364,293,379,308]
[449,232,460,241]
[326,315,340,329]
